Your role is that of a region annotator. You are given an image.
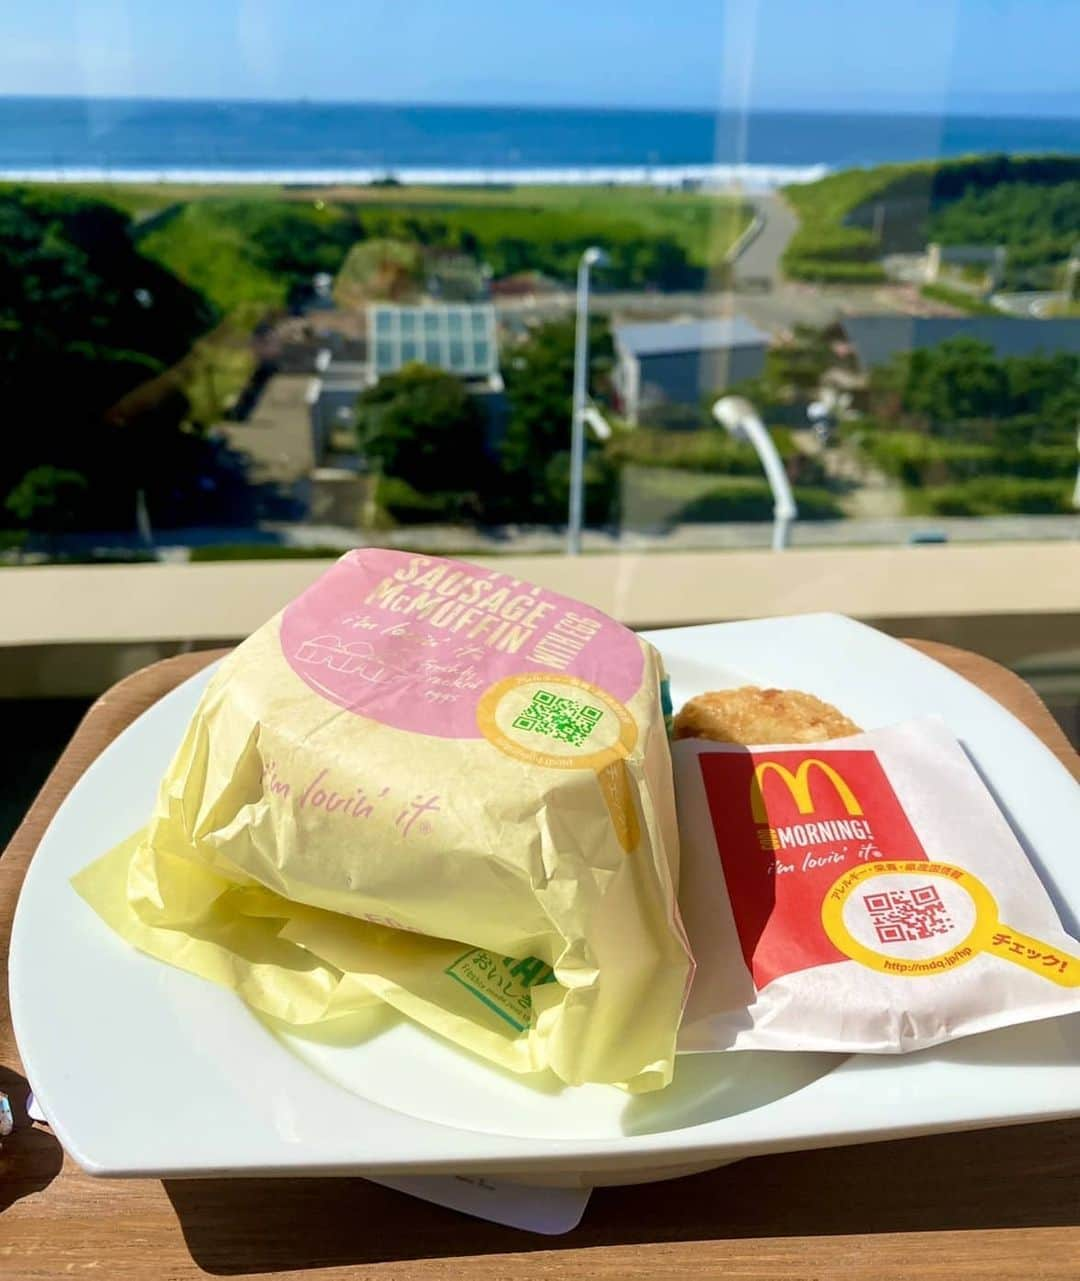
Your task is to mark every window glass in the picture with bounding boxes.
[1,1,1076,749]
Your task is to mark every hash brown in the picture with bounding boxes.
[673,686,861,745]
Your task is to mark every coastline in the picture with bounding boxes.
[0,162,829,191]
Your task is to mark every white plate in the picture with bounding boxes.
[10,615,1080,1185]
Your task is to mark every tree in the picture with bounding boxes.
[355,363,486,495]
[904,337,1010,425]
[0,187,219,531]
[333,239,422,306]
[867,338,1079,442]
[500,318,614,522]
[732,323,839,408]
[5,466,89,548]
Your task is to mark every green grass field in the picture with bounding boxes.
[137,203,291,311]
[37,180,751,315]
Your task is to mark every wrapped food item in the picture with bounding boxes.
[75,550,692,1091]
[675,715,1080,1054]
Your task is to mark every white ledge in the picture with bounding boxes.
[3,543,1079,648]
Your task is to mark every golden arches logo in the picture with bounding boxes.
[750,759,863,823]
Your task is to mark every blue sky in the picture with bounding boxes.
[4,0,1077,115]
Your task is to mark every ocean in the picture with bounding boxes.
[2,96,1077,188]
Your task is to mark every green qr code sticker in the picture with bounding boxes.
[511,688,604,748]
[444,949,556,1031]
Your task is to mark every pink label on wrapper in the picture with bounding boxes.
[279,550,644,738]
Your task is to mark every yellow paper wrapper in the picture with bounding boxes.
[75,550,693,1091]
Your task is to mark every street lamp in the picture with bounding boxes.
[712,395,797,551]
[581,404,612,441]
[568,246,608,555]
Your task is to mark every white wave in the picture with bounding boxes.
[0,162,829,191]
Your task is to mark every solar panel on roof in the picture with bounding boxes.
[368,304,499,379]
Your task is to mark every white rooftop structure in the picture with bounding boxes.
[368,304,499,380]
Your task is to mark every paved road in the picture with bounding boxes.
[496,279,880,335]
[730,194,799,285]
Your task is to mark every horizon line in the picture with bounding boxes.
[3,90,1079,124]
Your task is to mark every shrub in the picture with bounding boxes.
[618,467,843,527]
[604,425,800,474]
[781,257,886,283]
[858,432,992,486]
[912,476,1073,516]
[919,283,999,315]
[4,466,89,533]
[334,238,422,306]
[356,364,486,495]
[785,225,880,262]
[858,429,1079,489]
[605,428,768,475]
[375,475,479,525]
[539,451,619,527]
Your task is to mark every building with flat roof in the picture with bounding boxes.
[613,317,769,425]
[368,303,500,383]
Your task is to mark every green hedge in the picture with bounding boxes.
[919,283,999,315]
[682,484,842,523]
[189,543,348,561]
[620,468,844,526]
[605,428,775,475]
[781,256,886,283]
[910,476,1074,516]
[858,430,1077,487]
[375,475,482,525]
[784,225,880,262]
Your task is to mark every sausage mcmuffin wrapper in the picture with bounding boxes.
[74,550,693,1092]
[675,716,1080,1055]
